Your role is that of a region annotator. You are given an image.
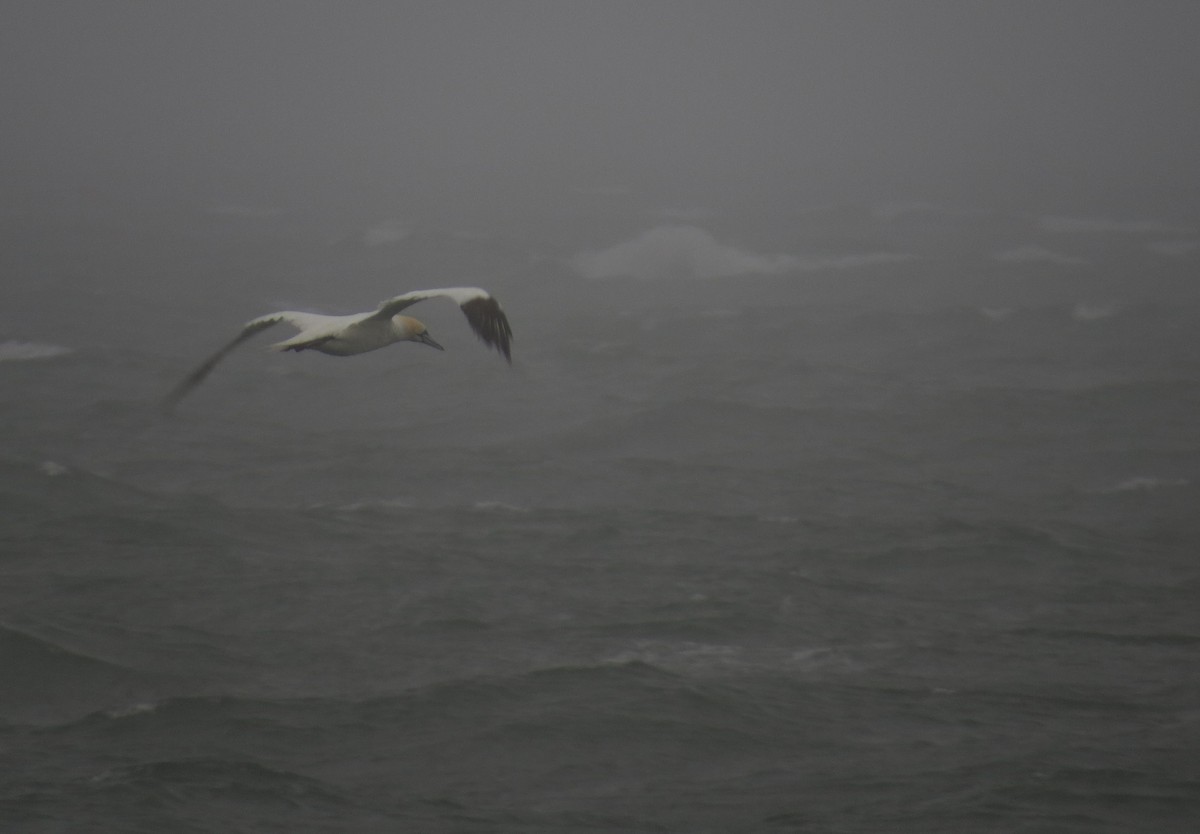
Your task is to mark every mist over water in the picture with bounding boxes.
[4,3,1200,831]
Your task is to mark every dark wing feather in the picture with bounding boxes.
[161,315,285,411]
[460,295,513,362]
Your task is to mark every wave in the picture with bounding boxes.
[0,339,73,362]
[0,624,153,725]
[322,496,416,513]
[43,663,807,826]
[84,757,353,817]
[62,693,343,733]
[0,456,179,521]
[1006,626,1200,647]
[47,664,689,748]
[64,653,813,736]
[603,639,860,677]
[573,224,800,280]
[38,460,70,477]
[523,396,899,467]
[0,624,130,674]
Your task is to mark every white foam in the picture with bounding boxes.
[572,225,911,280]
[39,461,69,477]
[103,701,159,719]
[0,340,73,362]
[573,225,799,280]
[606,639,855,675]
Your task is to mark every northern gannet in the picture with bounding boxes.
[164,286,512,409]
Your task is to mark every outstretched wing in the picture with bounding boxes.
[371,287,513,362]
[162,312,294,411]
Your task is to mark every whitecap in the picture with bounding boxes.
[607,639,856,675]
[39,461,69,477]
[572,225,799,280]
[574,225,918,280]
[103,701,159,719]
[0,340,73,362]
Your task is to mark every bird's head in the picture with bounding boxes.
[393,314,444,351]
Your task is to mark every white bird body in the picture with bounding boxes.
[164,286,512,409]
[265,311,424,355]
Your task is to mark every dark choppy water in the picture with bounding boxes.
[3,209,1200,832]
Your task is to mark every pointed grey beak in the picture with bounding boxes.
[416,332,444,351]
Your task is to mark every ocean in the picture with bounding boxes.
[2,201,1199,832]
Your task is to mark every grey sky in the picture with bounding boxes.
[4,1,1199,216]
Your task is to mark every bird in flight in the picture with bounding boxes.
[163,286,512,409]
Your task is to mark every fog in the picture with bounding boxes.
[5,10,1199,829]
[5,1,1200,229]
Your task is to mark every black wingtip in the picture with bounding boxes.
[461,296,514,363]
